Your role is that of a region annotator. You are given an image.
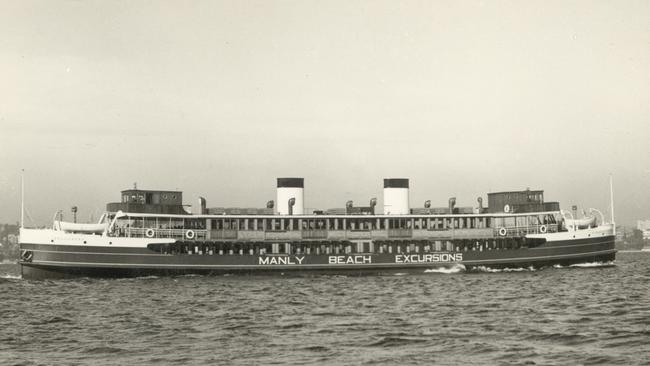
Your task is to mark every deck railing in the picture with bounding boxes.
[117,227,208,240]
[387,228,413,238]
[493,224,559,237]
[210,229,238,239]
[301,230,328,239]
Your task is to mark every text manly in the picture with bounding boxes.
[258,256,305,265]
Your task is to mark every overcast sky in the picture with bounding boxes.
[1,0,648,226]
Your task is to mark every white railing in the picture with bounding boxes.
[115,227,208,240]
[112,224,556,240]
[494,224,559,237]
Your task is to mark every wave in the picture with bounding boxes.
[551,261,615,269]
[134,275,160,280]
[0,274,21,280]
[280,322,305,329]
[174,274,204,278]
[83,346,127,354]
[471,266,535,273]
[569,261,615,268]
[300,345,330,352]
[114,275,161,282]
[366,336,427,347]
[424,264,466,274]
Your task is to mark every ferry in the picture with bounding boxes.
[18,178,617,279]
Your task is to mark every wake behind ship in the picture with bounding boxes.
[19,178,616,279]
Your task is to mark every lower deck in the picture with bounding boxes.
[21,251,616,279]
[19,235,616,279]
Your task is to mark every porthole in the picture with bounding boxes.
[83,241,87,244]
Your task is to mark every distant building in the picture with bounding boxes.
[616,226,632,242]
[1,223,19,243]
[1,223,20,260]
[637,220,650,240]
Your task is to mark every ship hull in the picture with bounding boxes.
[19,235,616,279]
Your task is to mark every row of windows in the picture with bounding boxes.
[159,239,526,256]
[120,193,179,204]
[211,217,493,231]
[119,217,494,231]
[117,214,559,233]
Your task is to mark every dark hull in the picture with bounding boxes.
[19,235,616,279]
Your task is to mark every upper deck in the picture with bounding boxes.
[104,180,565,242]
[108,210,562,242]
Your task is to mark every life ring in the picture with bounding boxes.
[539,225,547,234]
[21,250,33,263]
[145,228,155,238]
[185,230,195,240]
[503,204,511,213]
[498,227,507,236]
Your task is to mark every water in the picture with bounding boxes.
[1,252,648,365]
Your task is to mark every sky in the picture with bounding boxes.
[0,0,648,227]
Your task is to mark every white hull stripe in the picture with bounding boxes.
[462,249,616,264]
[27,249,169,257]
[529,239,613,250]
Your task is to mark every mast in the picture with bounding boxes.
[609,174,615,235]
[21,169,24,229]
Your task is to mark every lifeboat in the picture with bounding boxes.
[562,214,597,230]
[54,221,107,234]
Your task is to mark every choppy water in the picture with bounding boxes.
[1,252,649,366]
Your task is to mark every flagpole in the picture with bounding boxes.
[21,169,25,229]
[609,174,615,235]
